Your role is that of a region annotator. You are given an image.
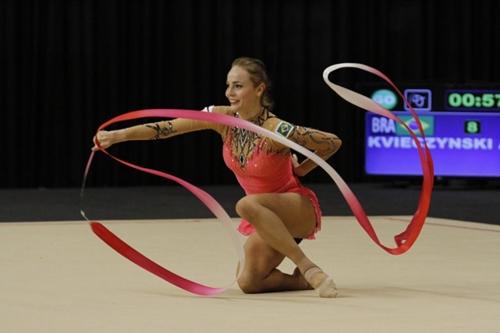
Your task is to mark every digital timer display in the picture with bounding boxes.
[445,90,500,111]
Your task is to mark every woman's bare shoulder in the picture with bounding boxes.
[212,106,236,116]
[206,106,235,136]
[260,116,296,152]
[263,116,296,136]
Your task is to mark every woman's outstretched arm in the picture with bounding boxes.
[93,106,232,150]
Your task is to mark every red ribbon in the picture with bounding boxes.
[81,64,434,296]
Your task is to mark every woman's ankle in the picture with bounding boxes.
[296,258,317,276]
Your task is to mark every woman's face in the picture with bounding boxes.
[225,65,264,117]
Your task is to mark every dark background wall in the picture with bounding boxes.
[2,0,499,188]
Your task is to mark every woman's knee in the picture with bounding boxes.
[237,272,264,294]
[235,195,260,221]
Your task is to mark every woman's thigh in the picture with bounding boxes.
[243,192,316,239]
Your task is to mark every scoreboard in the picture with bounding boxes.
[363,85,500,177]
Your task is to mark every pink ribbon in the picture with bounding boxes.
[82,63,434,296]
[322,63,434,253]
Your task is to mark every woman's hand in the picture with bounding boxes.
[92,130,122,151]
[292,153,306,177]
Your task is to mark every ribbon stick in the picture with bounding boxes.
[82,63,434,296]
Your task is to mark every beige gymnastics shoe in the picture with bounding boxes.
[303,266,338,298]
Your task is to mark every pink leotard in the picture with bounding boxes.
[222,129,322,239]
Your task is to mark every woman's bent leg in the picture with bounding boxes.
[235,193,337,297]
[237,233,312,293]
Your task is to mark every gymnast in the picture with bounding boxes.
[93,57,342,297]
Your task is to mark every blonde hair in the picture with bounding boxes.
[231,57,274,111]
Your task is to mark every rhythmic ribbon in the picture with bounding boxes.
[322,63,434,253]
[81,63,433,296]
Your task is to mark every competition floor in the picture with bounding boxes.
[1,216,499,332]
